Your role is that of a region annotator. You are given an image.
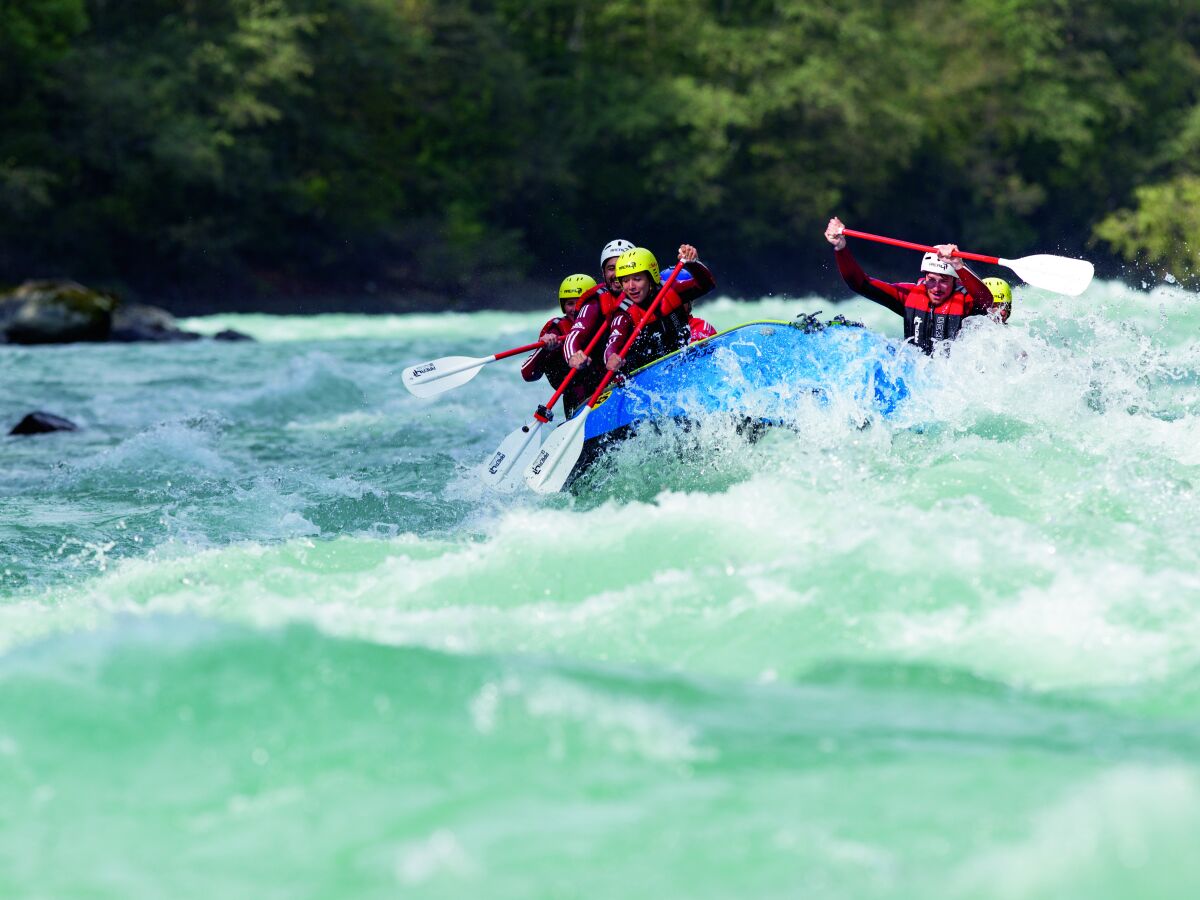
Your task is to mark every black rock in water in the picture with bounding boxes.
[9,412,80,436]
[212,329,255,342]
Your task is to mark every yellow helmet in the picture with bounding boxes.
[983,277,1012,306]
[557,273,597,312]
[614,247,661,286]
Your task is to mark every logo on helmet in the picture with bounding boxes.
[614,248,661,285]
[920,252,957,278]
[559,273,597,300]
[982,277,1013,305]
[600,239,635,268]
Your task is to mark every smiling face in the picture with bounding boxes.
[619,271,654,304]
[602,258,620,294]
[563,297,578,317]
[923,271,957,303]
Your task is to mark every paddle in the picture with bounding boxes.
[525,260,687,494]
[842,228,1095,297]
[402,340,545,398]
[480,314,614,491]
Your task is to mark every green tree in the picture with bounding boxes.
[2,0,1199,305]
[1095,94,1200,279]
[0,0,87,227]
[1094,174,1200,279]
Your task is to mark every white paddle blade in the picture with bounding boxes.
[524,411,589,494]
[480,419,545,492]
[402,356,488,398]
[1002,254,1094,297]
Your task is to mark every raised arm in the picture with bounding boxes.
[827,217,906,316]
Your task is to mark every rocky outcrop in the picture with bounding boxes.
[9,411,79,436]
[109,303,201,342]
[0,280,253,343]
[1,280,115,344]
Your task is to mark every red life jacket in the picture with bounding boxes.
[901,284,975,353]
[598,284,685,324]
[600,283,691,371]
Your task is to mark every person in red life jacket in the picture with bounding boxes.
[564,238,635,371]
[605,244,715,373]
[684,298,717,342]
[598,238,635,301]
[520,273,594,397]
[824,216,994,354]
[562,238,639,415]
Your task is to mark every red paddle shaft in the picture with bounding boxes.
[582,261,687,409]
[494,341,548,361]
[842,228,1000,265]
[532,312,613,423]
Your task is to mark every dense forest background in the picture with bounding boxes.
[2,0,1198,313]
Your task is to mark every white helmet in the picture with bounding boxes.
[920,252,957,278]
[600,239,635,268]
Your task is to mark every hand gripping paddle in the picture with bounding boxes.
[842,228,1094,296]
[480,315,613,491]
[524,261,688,493]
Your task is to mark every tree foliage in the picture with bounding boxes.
[1095,93,1200,280]
[1,0,1197,305]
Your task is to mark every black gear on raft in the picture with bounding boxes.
[792,311,865,333]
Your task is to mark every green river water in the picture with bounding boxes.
[1,283,1199,898]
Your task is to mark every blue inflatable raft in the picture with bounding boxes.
[562,318,913,487]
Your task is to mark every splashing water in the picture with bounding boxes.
[2,282,1199,897]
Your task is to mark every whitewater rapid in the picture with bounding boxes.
[1,282,1199,898]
